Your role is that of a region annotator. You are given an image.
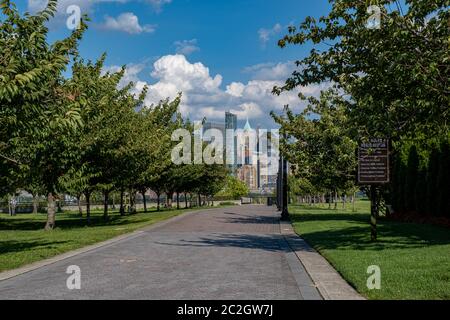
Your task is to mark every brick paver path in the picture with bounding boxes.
[0,205,321,300]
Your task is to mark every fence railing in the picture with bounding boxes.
[0,195,247,214]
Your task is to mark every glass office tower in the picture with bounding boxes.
[225,112,238,174]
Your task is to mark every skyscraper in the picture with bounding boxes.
[225,112,238,174]
[203,121,225,138]
[225,112,237,130]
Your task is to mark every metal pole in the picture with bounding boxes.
[281,156,289,220]
[370,185,377,241]
[277,155,282,211]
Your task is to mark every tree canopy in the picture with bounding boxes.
[0,1,230,229]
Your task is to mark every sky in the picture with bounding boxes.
[17,0,332,128]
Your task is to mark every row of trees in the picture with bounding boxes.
[271,0,449,217]
[392,140,450,217]
[0,1,231,229]
[273,91,358,205]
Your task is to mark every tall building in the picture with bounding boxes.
[237,119,259,190]
[203,113,277,193]
[225,112,238,174]
[258,131,278,192]
[225,112,237,131]
[203,121,226,138]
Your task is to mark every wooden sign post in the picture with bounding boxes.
[358,138,390,241]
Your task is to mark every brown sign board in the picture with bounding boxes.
[358,138,390,185]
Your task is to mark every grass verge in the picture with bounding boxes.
[0,206,214,272]
[289,200,450,300]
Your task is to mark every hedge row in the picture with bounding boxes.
[391,140,450,217]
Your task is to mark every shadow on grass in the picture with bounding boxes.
[0,240,70,255]
[0,210,171,231]
[290,211,450,251]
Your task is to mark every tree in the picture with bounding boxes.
[404,145,419,212]
[271,0,449,220]
[274,0,448,141]
[392,154,406,213]
[272,94,357,203]
[196,164,228,204]
[288,176,317,204]
[217,176,250,200]
[0,1,88,229]
[436,140,450,217]
[426,146,440,216]
[136,96,182,211]
[414,167,427,215]
[59,54,143,223]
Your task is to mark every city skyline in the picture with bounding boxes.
[203,111,279,192]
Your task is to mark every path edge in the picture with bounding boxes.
[279,220,365,300]
[0,208,204,282]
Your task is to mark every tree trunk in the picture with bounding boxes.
[343,194,347,209]
[120,188,125,216]
[103,190,109,220]
[198,194,202,207]
[77,195,83,216]
[156,192,161,211]
[85,192,91,225]
[32,194,39,214]
[130,191,136,214]
[142,189,147,213]
[45,193,56,230]
[176,192,180,210]
[8,196,11,216]
[352,192,356,212]
[166,192,173,208]
[328,192,332,209]
[334,190,338,210]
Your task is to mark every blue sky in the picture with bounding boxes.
[18,0,332,127]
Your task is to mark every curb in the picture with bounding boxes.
[279,220,365,300]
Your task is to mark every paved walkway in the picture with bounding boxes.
[0,206,327,300]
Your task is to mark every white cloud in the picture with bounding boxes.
[142,54,222,107]
[243,61,293,81]
[27,0,170,15]
[150,55,222,93]
[144,0,172,12]
[102,12,156,34]
[258,23,282,47]
[28,0,92,14]
[174,39,200,56]
[103,63,146,90]
[107,55,328,126]
[226,82,246,97]
[143,55,325,125]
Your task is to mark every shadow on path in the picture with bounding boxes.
[155,233,300,253]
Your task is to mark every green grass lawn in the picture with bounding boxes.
[0,207,205,273]
[290,200,450,300]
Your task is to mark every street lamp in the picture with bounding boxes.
[281,155,289,221]
[277,152,289,220]
[276,156,282,211]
